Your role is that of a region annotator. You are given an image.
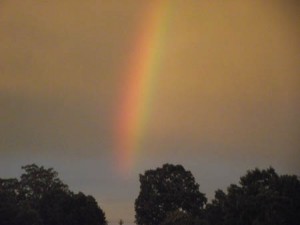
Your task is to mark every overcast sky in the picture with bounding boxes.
[0,1,299,224]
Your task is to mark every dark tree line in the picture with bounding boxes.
[204,167,300,225]
[0,164,106,225]
[135,164,300,225]
[1,163,299,225]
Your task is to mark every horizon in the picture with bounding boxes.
[0,163,300,225]
[0,0,299,222]
[1,163,298,225]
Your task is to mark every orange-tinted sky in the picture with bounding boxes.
[0,1,299,224]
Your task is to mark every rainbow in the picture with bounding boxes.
[115,1,172,174]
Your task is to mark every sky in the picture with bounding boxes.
[0,1,299,224]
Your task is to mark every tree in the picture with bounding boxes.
[70,192,107,225]
[135,164,207,225]
[205,167,300,225]
[19,164,69,205]
[205,189,226,225]
[39,190,107,225]
[161,209,206,225]
[0,178,20,225]
[0,164,107,225]
[14,206,42,225]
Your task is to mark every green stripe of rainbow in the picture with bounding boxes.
[115,1,172,174]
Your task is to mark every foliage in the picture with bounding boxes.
[205,167,300,225]
[161,209,206,225]
[135,165,300,225]
[0,164,107,225]
[135,163,207,225]
[2,163,299,225]
[39,190,106,225]
[19,164,69,205]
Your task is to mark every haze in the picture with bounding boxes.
[0,1,299,224]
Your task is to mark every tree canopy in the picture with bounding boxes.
[135,163,207,225]
[205,167,300,225]
[1,163,299,225]
[0,164,107,225]
[135,165,300,225]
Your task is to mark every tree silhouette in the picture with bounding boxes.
[135,164,207,225]
[19,164,69,204]
[0,164,107,225]
[205,167,300,225]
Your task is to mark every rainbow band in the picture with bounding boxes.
[116,1,172,174]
